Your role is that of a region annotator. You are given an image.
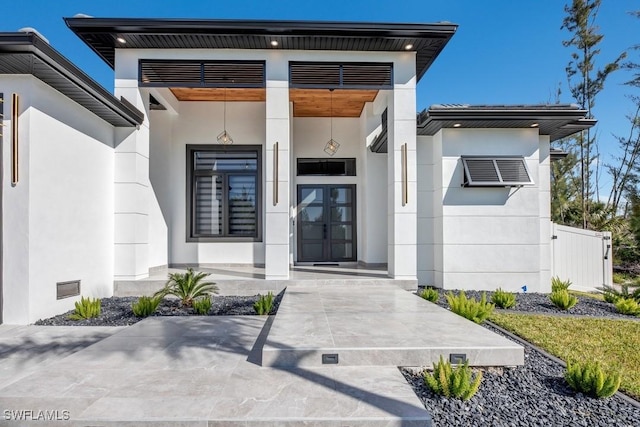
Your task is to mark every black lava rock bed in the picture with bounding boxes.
[35,292,283,327]
[402,325,640,427]
[430,289,636,320]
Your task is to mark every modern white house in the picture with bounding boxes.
[0,18,597,324]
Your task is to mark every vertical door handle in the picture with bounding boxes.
[323,223,327,239]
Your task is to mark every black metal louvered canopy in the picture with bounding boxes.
[289,62,393,89]
[461,157,533,187]
[64,17,457,81]
[140,60,265,88]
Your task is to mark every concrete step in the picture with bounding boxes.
[114,278,417,297]
[261,284,524,368]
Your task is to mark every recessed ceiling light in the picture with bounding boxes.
[116,37,126,44]
[270,40,278,47]
[404,44,413,50]
[453,123,462,128]
[530,123,539,128]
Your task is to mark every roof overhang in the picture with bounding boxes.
[370,104,596,153]
[0,32,144,127]
[64,17,458,81]
[417,104,596,141]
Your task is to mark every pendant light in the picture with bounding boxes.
[324,89,340,156]
[217,87,233,145]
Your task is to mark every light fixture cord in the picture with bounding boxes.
[223,87,227,131]
[330,89,333,139]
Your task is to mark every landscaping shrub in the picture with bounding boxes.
[68,296,101,320]
[155,268,218,307]
[419,287,439,303]
[131,295,162,317]
[603,288,619,304]
[446,291,494,324]
[601,284,640,303]
[549,290,578,310]
[193,296,212,315]
[491,288,516,309]
[254,292,275,315]
[551,276,572,292]
[612,273,626,284]
[423,355,482,401]
[565,361,621,398]
[614,298,640,316]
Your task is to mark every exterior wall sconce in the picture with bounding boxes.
[402,142,408,206]
[217,88,233,145]
[11,93,19,185]
[324,89,340,156]
[273,141,279,206]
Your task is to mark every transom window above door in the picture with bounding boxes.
[187,146,262,241]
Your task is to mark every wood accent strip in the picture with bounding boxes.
[290,89,378,117]
[170,88,266,102]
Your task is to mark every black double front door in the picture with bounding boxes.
[297,185,356,262]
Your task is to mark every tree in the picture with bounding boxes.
[606,101,640,215]
[561,0,626,228]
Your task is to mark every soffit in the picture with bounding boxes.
[0,32,143,127]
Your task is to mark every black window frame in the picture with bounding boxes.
[296,158,357,176]
[187,145,262,242]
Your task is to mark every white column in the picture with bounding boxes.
[387,69,417,280]
[539,136,552,292]
[114,52,150,280]
[264,57,290,279]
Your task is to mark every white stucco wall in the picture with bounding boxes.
[122,48,409,269]
[152,100,267,265]
[1,75,115,324]
[418,128,548,292]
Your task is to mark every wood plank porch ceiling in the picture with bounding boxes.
[168,88,378,117]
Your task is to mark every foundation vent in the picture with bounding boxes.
[57,280,81,300]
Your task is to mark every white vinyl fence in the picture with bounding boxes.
[551,223,613,291]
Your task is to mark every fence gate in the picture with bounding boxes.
[551,223,612,290]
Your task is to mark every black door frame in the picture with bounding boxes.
[296,184,357,263]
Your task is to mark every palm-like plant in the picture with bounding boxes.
[155,268,218,307]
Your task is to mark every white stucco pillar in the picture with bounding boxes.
[264,56,290,279]
[387,61,417,280]
[539,136,552,292]
[114,51,150,280]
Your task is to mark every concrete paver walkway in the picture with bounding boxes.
[0,317,429,426]
[0,283,523,425]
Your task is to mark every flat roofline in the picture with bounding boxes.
[64,17,458,80]
[0,32,144,127]
[416,104,595,142]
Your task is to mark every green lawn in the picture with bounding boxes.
[568,290,605,301]
[489,313,640,399]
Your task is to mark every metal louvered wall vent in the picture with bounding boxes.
[289,62,393,88]
[57,280,81,299]
[139,60,265,87]
[461,157,533,187]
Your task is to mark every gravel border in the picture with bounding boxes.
[402,323,640,426]
[35,292,284,326]
[423,289,639,320]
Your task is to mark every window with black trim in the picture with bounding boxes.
[187,146,262,240]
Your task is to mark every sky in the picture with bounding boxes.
[4,0,639,196]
